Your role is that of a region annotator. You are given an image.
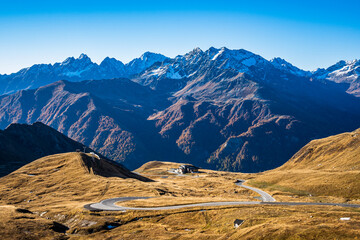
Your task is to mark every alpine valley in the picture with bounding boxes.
[1,47,360,173]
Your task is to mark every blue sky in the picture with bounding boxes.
[0,0,360,73]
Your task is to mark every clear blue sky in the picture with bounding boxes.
[0,0,360,74]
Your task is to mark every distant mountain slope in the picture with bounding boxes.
[313,59,360,97]
[0,48,358,97]
[0,122,86,176]
[0,121,151,180]
[146,48,360,172]
[0,47,359,173]
[0,52,168,95]
[0,78,183,170]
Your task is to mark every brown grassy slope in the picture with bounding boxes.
[2,154,360,239]
[0,153,256,214]
[0,205,67,240]
[0,153,156,208]
[279,128,360,171]
[0,154,254,212]
[79,205,360,240]
[0,153,255,239]
[134,161,256,202]
[249,128,360,201]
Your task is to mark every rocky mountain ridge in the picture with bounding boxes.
[0,47,359,172]
[0,52,168,95]
[1,47,359,96]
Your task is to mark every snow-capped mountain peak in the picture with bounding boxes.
[0,48,358,98]
[184,47,204,61]
[314,59,360,81]
[192,47,203,54]
[311,59,360,96]
[139,51,166,61]
[270,57,310,77]
[126,52,168,75]
[61,54,93,67]
[78,53,90,60]
[205,47,266,73]
[61,57,76,66]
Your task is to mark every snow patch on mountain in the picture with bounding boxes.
[166,66,183,79]
[212,48,225,60]
[126,52,168,75]
[314,59,360,83]
[145,65,184,79]
[270,57,310,77]
[147,66,167,77]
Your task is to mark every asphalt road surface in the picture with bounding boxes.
[86,197,261,211]
[85,197,360,211]
[84,177,360,211]
[235,180,276,202]
[85,179,274,211]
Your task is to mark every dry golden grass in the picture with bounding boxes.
[280,128,360,171]
[68,205,360,240]
[247,128,360,203]
[134,161,257,200]
[0,152,255,239]
[0,153,156,206]
[1,143,360,239]
[0,205,66,240]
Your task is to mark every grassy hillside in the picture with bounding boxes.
[249,128,360,201]
[0,152,155,207]
[1,153,360,239]
[279,128,360,171]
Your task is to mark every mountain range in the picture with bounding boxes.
[0,52,167,95]
[0,47,359,96]
[0,47,359,172]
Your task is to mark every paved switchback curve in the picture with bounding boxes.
[235,180,276,202]
[84,179,360,211]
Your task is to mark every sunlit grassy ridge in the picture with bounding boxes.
[280,128,360,171]
[249,128,360,201]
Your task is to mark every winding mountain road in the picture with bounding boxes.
[86,197,261,211]
[84,179,277,211]
[84,178,360,211]
[235,180,276,202]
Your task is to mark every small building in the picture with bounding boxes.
[234,219,244,228]
[175,164,200,174]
